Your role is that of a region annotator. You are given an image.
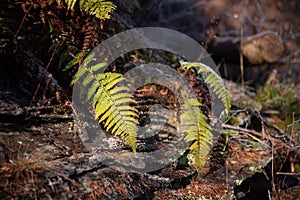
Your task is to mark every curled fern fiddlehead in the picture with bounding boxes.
[72,54,139,152]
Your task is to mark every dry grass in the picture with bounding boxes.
[0,157,53,199]
[0,147,76,199]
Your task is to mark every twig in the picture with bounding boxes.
[222,124,300,155]
[14,2,34,38]
[195,17,219,62]
[287,116,300,128]
[239,1,247,89]
[239,27,244,89]
[271,142,279,200]
[276,172,300,176]
[28,46,59,108]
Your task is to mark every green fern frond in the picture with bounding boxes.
[79,0,85,10]
[72,57,138,152]
[182,98,213,170]
[180,61,231,114]
[84,0,116,19]
[62,0,116,19]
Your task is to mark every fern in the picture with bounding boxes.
[57,0,115,69]
[180,61,231,114]
[180,61,231,171]
[83,0,116,19]
[71,54,139,152]
[59,0,116,19]
[70,55,231,170]
[182,98,213,171]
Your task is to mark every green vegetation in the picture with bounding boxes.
[181,61,232,114]
[255,84,300,131]
[71,57,231,170]
[181,98,212,170]
[71,53,139,152]
[57,0,116,19]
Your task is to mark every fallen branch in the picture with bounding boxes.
[222,124,300,156]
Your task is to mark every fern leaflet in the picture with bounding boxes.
[72,55,138,152]
[60,0,116,20]
[180,61,231,114]
[182,98,213,171]
[84,0,116,19]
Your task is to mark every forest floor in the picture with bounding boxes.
[0,79,299,199]
[0,0,300,199]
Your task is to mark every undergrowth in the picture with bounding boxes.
[72,54,231,171]
[255,83,300,131]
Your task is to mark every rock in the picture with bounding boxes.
[0,92,25,123]
[241,31,284,64]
